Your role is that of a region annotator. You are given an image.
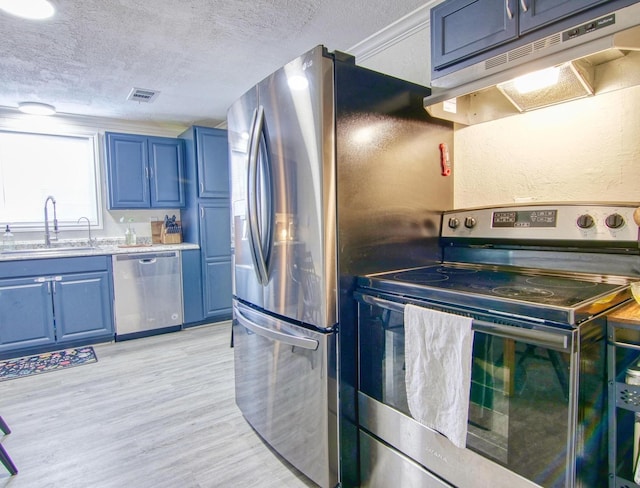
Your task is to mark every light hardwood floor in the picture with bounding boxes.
[0,322,317,488]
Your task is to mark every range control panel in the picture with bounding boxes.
[441,204,640,242]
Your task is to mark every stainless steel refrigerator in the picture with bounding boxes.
[228,45,453,488]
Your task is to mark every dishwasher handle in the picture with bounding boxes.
[139,258,157,264]
[114,251,178,262]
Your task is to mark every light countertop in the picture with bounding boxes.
[609,301,640,325]
[0,242,200,261]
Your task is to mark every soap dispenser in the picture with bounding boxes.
[124,225,137,246]
[3,225,15,251]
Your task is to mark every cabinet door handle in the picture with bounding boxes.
[200,182,204,194]
[506,0,514,19]
[145,166,149,179]
[200,207,205,219]
[47,282,52,295]
[35,277,46,283]
[520,0,528,12]
[149,166,154,179]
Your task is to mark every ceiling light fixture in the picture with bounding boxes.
[0,0,55,20]
[18,102,56,115]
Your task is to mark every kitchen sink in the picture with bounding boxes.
[1,246,98,255]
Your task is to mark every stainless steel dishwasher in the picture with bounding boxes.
[112,251,183,340]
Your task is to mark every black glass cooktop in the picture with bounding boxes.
[357,263,631,326]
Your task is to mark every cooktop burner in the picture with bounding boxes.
[491,286,555,299]
[358,263,631,326]
[525,276,598,289]
[392,271,449,283]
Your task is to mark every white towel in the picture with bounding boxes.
[404,304,474,448]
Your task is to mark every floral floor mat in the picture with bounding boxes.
[0,347,97,381]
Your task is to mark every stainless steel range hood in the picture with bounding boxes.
[424,2,640,125]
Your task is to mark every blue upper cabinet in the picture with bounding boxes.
[148,137,186,207]
[431,0,517,71]
[105,133,149,208]
[105,132,185,209]
[519,0,609,34]
[431,0,614,73]
[196,127,230,198]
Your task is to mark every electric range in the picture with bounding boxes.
[355,203,640,488]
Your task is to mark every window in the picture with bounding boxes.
[0,130,101,229]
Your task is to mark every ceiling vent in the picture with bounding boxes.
[127,87,159,103]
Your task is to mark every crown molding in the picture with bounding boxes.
[0,106,188,137]
[348,1,441,63]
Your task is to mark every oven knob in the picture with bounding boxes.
[448,217,460,229]
[576,214,595,229]
[464,217,477,229]
[605,213,625,229]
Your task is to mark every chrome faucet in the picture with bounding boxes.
[77,216,95,246]
[44,195,58,247]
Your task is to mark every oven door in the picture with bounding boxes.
[356,292,607,488]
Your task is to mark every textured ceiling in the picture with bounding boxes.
[0,0,428,127]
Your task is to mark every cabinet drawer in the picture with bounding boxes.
[0,256,109,279]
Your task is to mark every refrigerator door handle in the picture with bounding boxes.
[256,106,274,279]
[235,303,319,351]
[247,106,269,285]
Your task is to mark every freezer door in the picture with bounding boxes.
[228,47,338,330]
[233,299,338,488]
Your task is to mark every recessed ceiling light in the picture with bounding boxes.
[0,0,55,20]
[18,102,56,115]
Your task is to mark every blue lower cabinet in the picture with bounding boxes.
[0,257,114,359]
[55,271,113,342]
[181,249,205,325]
[181,252,232,326]
[204,259,232,320]
[0,278,56,352]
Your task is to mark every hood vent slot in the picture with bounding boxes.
[509,44,534,62]
[486,54,507,70]
[127,88,160,103]
[534,33,562,52]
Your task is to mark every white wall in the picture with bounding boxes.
[353,4,640,209]
[454,85,640,208]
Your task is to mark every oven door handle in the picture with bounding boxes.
[357,293,569,350]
